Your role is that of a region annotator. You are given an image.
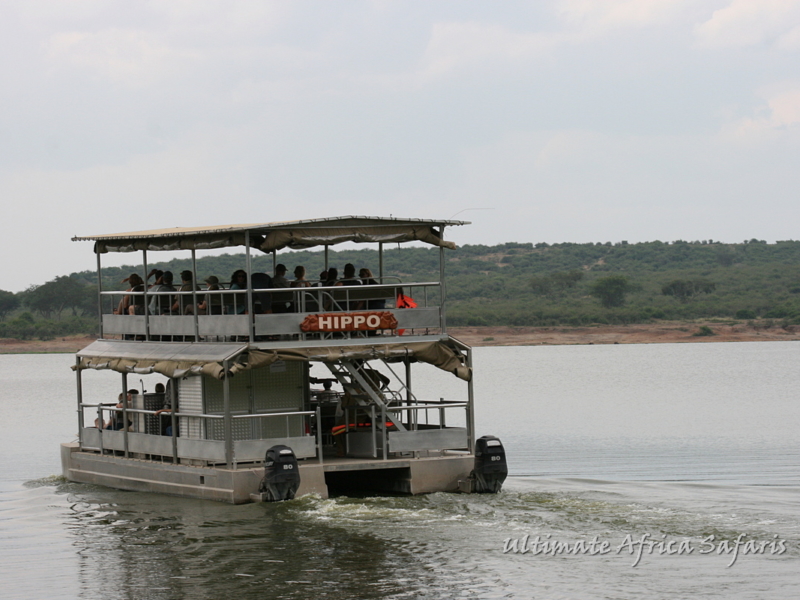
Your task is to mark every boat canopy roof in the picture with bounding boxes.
[72,216,468,254]
[74,338,471,381]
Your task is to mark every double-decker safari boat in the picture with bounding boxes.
[62,216,507,503]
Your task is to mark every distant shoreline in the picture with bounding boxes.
[448,322,800,347]
[1,322,798,354]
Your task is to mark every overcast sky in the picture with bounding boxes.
[2,1,800,292]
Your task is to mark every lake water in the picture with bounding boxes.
[1,342,798,599]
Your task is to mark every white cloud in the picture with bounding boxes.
[0,133,254,290]
[776,23,800,48]
[448,125,800,247]
[558,0,690,31]
[46,28,198,88]
[695,0,800,48]
[722,84,800,139]
[418,1,695,79]
[420,22,554,78]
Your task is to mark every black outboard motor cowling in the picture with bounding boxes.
[472,435,508,493]
[259,445,301,501]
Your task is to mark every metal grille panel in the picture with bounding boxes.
[179,377,204,439]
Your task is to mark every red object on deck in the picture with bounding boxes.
[396,293,417,309]
[396,293,417,334]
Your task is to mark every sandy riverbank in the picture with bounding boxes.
[1,322,798,354]
[448,322,800,346]
[0,335,98,354]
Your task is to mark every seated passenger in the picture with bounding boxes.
[146,269,163,289]
[272,264,290,288]
[324,267,338,287]
[106,389,137,431]
[227,270,248,314]
[250,272,272,314]
[196,275,223,315]
[115,273,145,315]
[291,266,311,288]
[148,271,176,315]
[337,264,361,286]
[336,264,362,310]
[271,264,292,313]
[291,266,312,311]
[174,270,201,315]
[153,385,177,436]
[359,268,385,309]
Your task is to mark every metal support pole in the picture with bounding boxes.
[245,231,254,343]
[76,357,84,449]
[191,249,199,340]
[315,406,323,465]
[223,360,233,469]
[121,373,129,457]
[381,404,387,460]
[324,245,329,270]
[405,359,412,429]
[272,250,277,273]
[142,250,149,340]
[97,403,105,454]
[439,242,446,334]
[371,404,377,458]
[345,407,350,455]
[170,379,178,463]
[466,348,475,453]
[96,251,104,339]
[378,242,383,281]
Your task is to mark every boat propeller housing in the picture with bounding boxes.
[471,435,508,493]
[259,445,301,501]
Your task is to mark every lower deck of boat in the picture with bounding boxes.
[61,443,475,503]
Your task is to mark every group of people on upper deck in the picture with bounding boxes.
[114,263,384,316]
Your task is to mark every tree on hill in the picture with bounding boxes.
[589,275,633,308]
[23,276,95,320]
[530,270,584,295]
[661,279,716,303]
[0,290,19,320]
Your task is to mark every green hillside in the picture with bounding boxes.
[3,238,800,339]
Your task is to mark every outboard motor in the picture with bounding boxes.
[259,445,301,501]
[471,435,508,493]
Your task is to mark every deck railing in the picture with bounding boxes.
[341,399,470,459]
[79,397,469,464]
[98,280,444,341]
[79,403,321,465]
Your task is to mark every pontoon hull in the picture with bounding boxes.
[61,443,474,503]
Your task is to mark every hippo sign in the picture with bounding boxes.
[300,311,398,333]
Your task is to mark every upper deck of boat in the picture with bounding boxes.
[74,216,468,346]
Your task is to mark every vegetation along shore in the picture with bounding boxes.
[2,320,799,355]
[3,238,800,347]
